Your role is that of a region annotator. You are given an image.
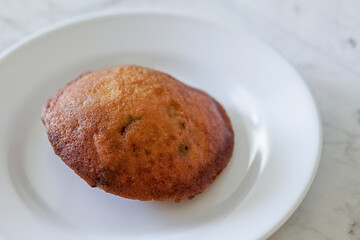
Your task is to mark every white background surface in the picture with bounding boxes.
[1,0,359,239]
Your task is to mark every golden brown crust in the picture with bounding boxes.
[41,65,234,201]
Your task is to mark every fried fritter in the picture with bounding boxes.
[41,65,234,202]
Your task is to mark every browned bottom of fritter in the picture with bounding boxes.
[41,65,234,202]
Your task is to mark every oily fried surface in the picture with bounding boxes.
[41,65,234,202]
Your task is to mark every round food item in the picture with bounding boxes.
[41,65,234,202]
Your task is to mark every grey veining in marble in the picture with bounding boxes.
[1,0,360,239]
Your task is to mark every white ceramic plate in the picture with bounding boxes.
[0,11,321,240]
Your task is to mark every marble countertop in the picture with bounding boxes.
[1,0,359,239]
